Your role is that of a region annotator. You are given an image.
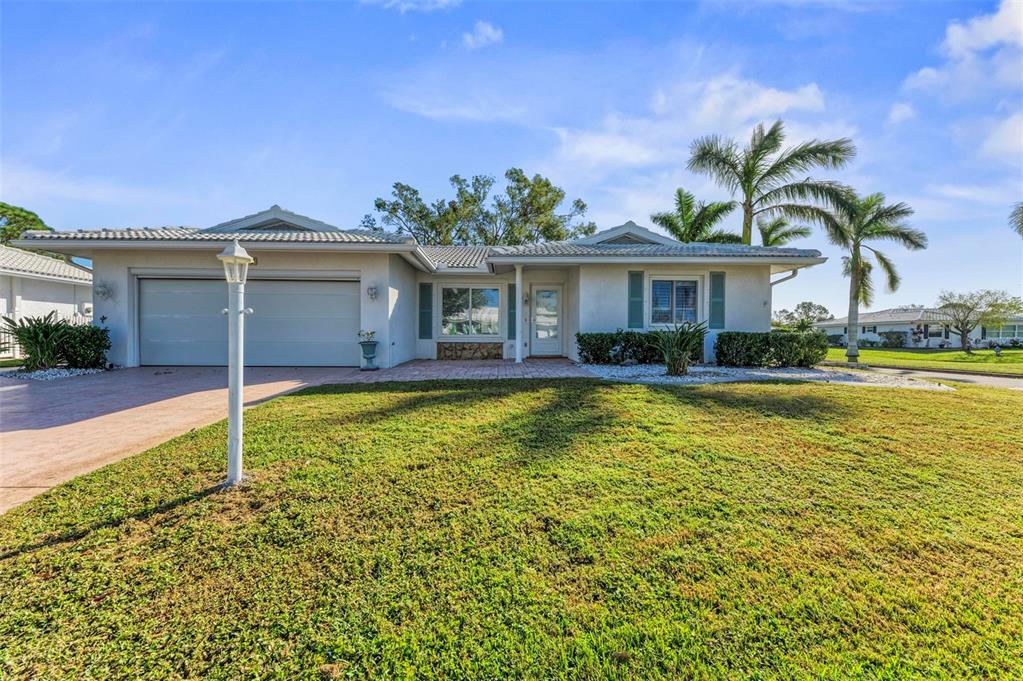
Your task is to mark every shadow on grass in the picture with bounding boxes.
[644,381,852,422]
[0,483,223,561]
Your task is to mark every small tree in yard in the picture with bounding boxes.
[935,290,1023,353]
[0,202,52,244]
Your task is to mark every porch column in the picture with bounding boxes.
[515,264,523,363]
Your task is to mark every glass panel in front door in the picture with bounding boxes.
[534,289,559,340]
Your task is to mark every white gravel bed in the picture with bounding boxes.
[0,367,106,381]
[583,363,953,391]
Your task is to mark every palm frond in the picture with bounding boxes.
[692,200,737,233]
[754,179,854,211]
[704,229,744,244]
[755,137,855,193]
[673,187,697,224]
[1011,202,1023,238]
[857,258,875,307]
[866,246,901,293]
[866,222,928,250]
[757,216,811,247]
[650,211,684,239]
[760,203,846,245]
[687,135,742,194]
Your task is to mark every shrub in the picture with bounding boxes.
[878,331,907,348]
[2,312,69,371]
[859,339,879,348]
[715,331,827,368]
[63,324,111,369]
[576,329,670,365]
[827,334,845,347]
[651,322,707,375]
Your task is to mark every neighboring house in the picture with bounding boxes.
[1,246,93,356]
[13,205,825,368]
[815,307,1023,347]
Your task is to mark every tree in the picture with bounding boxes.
[1011,202,1022,238]
[773,301,833,330]
[0,202,50,244]
[825,192,927,362]
[372,169,595,246]
[687,120,855,245]
[934,290,1023,352]
[649,187,740,243]
[757,216,811,247]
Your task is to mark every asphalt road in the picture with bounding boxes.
[864,366,1023,391]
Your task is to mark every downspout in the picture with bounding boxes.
[770,269,799,287]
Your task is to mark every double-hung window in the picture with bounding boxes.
[650,279,698,325]
[441,287,500,336]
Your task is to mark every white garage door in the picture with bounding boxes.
[139,279,361,366]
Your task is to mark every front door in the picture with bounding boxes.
[530,285,562,356]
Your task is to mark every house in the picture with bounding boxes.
[1,245,93,356]
[13,205,826,368]
[815,307,1023,347]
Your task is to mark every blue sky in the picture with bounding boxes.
[2,0,1021,315]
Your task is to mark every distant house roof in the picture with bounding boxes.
[0,245,92,285]
[816,307,949,327]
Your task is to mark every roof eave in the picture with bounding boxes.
[0,267,92,286]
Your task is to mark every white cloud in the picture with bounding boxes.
[0,162,177,206]
[942,0,1023,58]
[980,111,1023,160]
[462,21,503,50]
[905,0,1023,96]
[360,0,460,12]
[552,74,831,171]
[887,102,916,125]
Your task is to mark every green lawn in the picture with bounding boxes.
[826,346,1023,375]
[0,358,22,368]
[2,379,1022,678]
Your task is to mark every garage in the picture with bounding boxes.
[139,278,361,366]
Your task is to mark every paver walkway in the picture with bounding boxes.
[0,359,592,513]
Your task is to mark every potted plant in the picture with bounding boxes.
[358,329,379,371]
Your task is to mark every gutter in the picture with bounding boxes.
[770,269,799,287]
[486,255,827,266]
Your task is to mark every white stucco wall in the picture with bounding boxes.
[578,264,772,360]
[387,255,418,366]
[89,249,400,367]
[0,273,91,319]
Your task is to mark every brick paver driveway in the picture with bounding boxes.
[0,359,593,513]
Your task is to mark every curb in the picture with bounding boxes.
[820,360,1022,380]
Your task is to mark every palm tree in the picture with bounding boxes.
[687,120,855,244]
[757,216,811,247]
[1011,202,1022,238]
[825,192,927,362]
[650,187,741,243]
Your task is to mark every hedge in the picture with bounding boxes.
[62,324,112,369]
[714,331,827,367]
[575,330,669,365]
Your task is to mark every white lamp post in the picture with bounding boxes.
[217,240,254,486]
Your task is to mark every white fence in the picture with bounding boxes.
[0,312,93,360]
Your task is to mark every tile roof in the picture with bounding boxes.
[18,227,410,244]
[0,245,93,283]
[488,241,822,258]
[817,307,948,326]
[420,246,491,269]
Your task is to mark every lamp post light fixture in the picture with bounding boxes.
[217,240,255,486]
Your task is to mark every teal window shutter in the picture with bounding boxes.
[418,283,433,339]
[627,271,644,328]
[709,272,726,329]
[507,283,517,340]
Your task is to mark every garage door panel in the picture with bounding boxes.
[139,278,360,366]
